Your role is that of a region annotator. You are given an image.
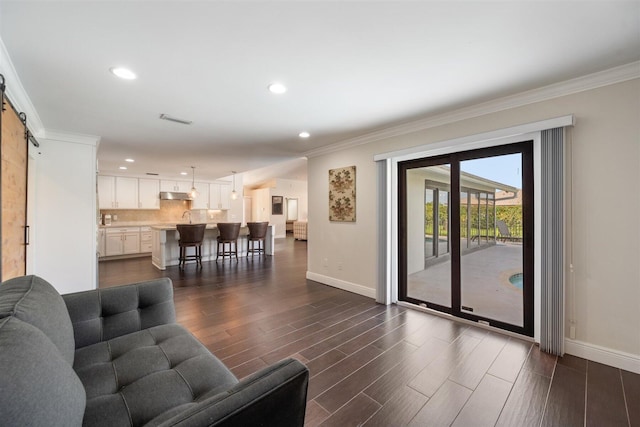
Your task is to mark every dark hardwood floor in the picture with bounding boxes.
[99,236,639,427]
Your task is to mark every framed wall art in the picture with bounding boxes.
[328,166,356,222]
[272,196,283,215]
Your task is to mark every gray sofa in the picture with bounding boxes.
[0,275,309,426]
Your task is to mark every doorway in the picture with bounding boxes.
[286,198,298,235]
[399,142,534,336]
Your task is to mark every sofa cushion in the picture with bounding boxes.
[0,275,75,365]
[64,278,176,349]
[0,316,86,426]
[75,323,238,427]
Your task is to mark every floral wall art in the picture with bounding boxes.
[328,166,356,222]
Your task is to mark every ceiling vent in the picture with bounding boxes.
[159,114,193,125]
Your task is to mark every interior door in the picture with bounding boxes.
[1,94,29,280]
[399,142,534,336]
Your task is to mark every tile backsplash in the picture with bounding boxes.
[100,200,228,224]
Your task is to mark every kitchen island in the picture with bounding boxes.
[151,223,274,270]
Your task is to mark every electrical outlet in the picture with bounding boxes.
[323,258,328,268]
[113,214,118,221]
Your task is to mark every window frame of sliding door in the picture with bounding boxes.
[398,141,535,337]
[398,153,454,315]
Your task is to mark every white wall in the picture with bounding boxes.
[30,134,98,294]
[307,153,379,298]
[307,78,640,367]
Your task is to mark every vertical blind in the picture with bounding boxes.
[377,160,388,304]
[540,127,565,355]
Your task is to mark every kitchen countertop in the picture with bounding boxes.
[99,222,234,229]
[151,223,239,231]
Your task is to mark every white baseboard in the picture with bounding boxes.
[306,271,377,299]
[304,271,640,374]
[565,339,640,374]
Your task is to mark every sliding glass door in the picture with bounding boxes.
[399,142,534,336]
[405,164,452,309]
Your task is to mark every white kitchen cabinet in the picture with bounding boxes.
[105,233,122,256]
[99,174,232,211]
[98,176,138,209]
[209,182,231,210]
[220,183,230,206]
[160,180,192,193]
[177,181,193,193]
[140,227,153,253]
[116,177,139,209]
[138,178,160,209]
[105,227,140,256]
[190,182,210,209]
[122,230,140,254]
[98,176,116,209]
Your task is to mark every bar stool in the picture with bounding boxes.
[176,224,206,269]
[246,222,268,257]
[216,222,241,261]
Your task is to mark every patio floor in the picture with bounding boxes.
[408,243,524,326]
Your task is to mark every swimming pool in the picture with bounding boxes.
[509,273,523,290]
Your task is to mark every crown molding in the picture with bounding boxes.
[373,115,574,162]
[305,61,640,158]
[41,129,100,146]
[40,129,100,147]
[0,38,44,136]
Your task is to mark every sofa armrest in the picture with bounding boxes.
[158,358,309,427]
[62,278,176,349]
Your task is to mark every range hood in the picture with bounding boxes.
[159,191,192,201]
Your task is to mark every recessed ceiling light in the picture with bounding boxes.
[110,67,137,80]
[125,158,135,163]
[119,166,127,170]
[180,172,188,176]
[299,131,310,138]
[268,82,287,94]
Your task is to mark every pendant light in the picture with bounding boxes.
[189,166,198,199]
[230,171,238,200]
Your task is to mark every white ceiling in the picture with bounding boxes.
[1,1,638,185]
